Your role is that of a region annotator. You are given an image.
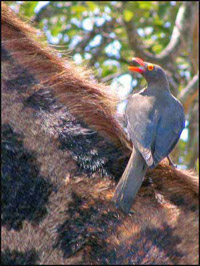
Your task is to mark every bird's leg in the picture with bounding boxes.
[167,155,177,168]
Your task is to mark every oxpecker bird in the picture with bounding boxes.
[113,57,185,214]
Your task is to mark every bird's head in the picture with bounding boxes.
[128,57,168,87]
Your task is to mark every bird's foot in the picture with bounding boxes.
[167,155,177,168]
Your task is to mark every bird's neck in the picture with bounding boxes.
[147,76,170,94]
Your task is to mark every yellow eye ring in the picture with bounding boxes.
[148,64,154,71]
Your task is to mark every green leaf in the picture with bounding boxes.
[123,10,134,22]
[67,29,78,38]
[21,1,39,17]
[138,2,155,10]
[51,25,61,36]
[158,3,168,18]
[71,5,87,13]
[86,1,98,11]
[152,44,163,53]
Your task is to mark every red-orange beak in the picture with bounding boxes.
[128,57,145,73]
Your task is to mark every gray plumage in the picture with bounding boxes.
[113,58,185,213]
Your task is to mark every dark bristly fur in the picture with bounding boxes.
[1,3,199,265]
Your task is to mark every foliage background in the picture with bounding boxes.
[6,1,199,171]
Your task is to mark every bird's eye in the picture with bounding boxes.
[148,64,154,71]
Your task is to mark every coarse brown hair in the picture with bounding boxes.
[1,2,130,150]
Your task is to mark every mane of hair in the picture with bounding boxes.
[1,2,131,150]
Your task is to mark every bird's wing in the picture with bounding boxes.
[125,95,158,166]
[153,103,185,166]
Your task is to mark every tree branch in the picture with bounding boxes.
[101,72,125,83]
[187,102,198,169]
[75,19,117,54]
[178,73,199,112]
[103,54,130,65]
[33,2,55,22]
[123,2,196,65]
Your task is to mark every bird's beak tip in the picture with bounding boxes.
[128,65,145,73]
[128,57,145,73]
